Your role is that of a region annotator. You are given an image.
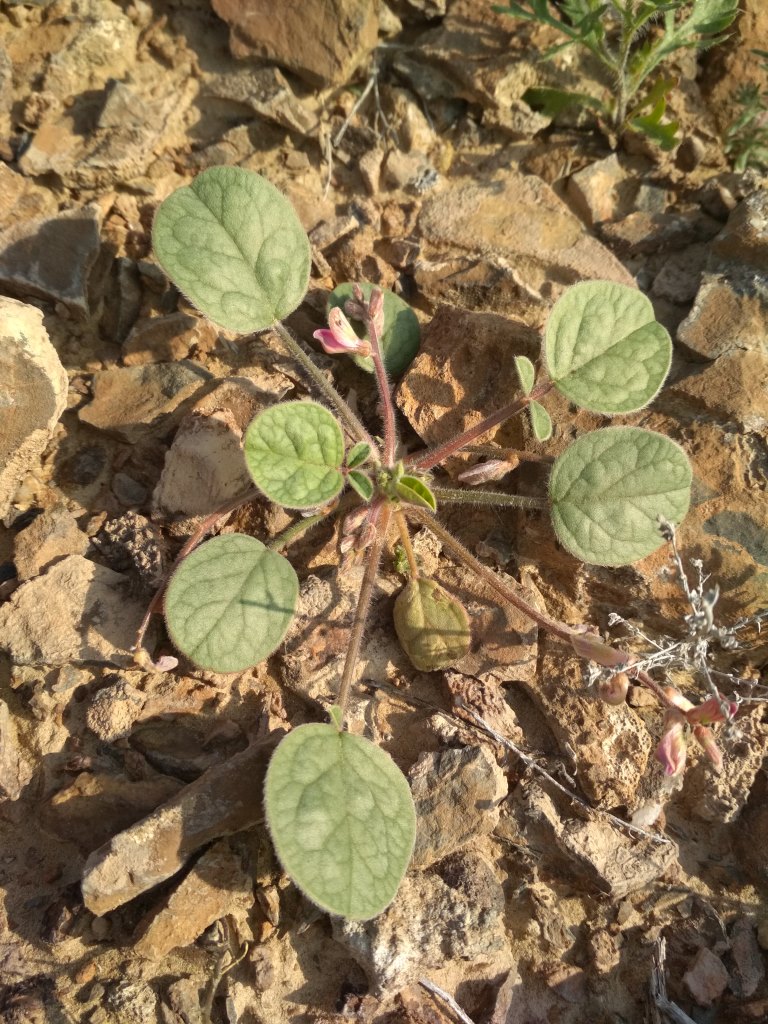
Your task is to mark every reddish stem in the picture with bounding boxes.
[406,381,554,472]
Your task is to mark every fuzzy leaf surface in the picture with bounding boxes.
[546,281,671,413]
[393,578,471,671]
[529,400,553,441]
[327,283,420,376]
[264,724,416,920]
[549,426,691,566]
[244,401,344,509]
[153,166,310,333]
[165,534,298,672]
[346,442,372,469]
[514,355,536,394]
[348,470,374,502]
[396,476,437,511]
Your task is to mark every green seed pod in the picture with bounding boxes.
[393,578,471,672]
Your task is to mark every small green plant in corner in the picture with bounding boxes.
[724,49,768,171]
[494,0,739,149]
[145,165,718,922]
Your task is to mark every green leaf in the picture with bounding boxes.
[165,534,298,672]
[393,578,471,671]
[264,724,416,920]
[627,76,679,150]
[244,401,344,509]
[529,400,552,441]
[549,427,692,566]
[523,86,607,117]
[545,281,672,414]
[396,476,437,512]
[346,442,372,469]
[348,470,374,502]
[152,166,310,333]
[327,283,420,376]
[514,355,536,395]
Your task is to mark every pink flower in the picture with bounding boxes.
[655,708,687,776]
[692,725,724,773]
[313,307,371,357]
[685,695,738,726]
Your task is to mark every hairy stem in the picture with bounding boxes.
[406,506,676,709]
[432,487,547,511]
[406,381,554,472]
[461,445,554,464]
[365,310,398,466]
[336,502,392,724]
[394,508,419,578]
[268,508,335,553]
[271,320,375,448]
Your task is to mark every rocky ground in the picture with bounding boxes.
[1,1,767,1022]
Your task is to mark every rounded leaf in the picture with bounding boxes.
[265,724,416,920]
[514,354,535,395]
[346,442,372,469]
[529,399,552,441]
[153,166,310,333]
[244,401,344,509]
[549,427,692,566]
[394,578,471,671]
[348,470,374,502]
[396,476,437,511]
[327,283,420,376]
[165,534,298,672]
[545,281,672,414]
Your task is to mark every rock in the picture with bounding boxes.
[667,349,768,432]
[203,67,319,136]
[333,851,510,993]
[598,209,721,257]
[383,150,438,193]
[161,979,205,1024]
[409,746,507,869]
[729,917,765,998]
[0,298,67,518]
[676,191,768,359]
[0,701,24,801]
[566,154,653,227]
[397,305,540,451]
[135,840,253,960]
[416,173,633,319]
[81,733,283,915]
[105,981,159,1024]
[85,678,148,742]
[0,206,102,316]
[122,313,219,366]
[20,79,197,190]
[683,947,729,1006]
[13,506,89,580]
[79,362,213,443]
[0,163,57,229]
[523,785,677,898]
[40,772,184,852]
[91,511,166,591]
[39,0,139,99]
[0,555,147,667]
[152,409,254,519]
[528,643,653,809]
[111,472,148,507]
[651,243,708,303]
[685,709,766,824]
[211,0,379,87]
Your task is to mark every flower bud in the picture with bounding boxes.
[692,724,724,773]
[685,695,738,726]
[598,671,630,705]
[655,708,687,776]
[368,287,385,336]
[457,458,519,486]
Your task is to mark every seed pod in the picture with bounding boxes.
[598,671,629,705]
[393,577,471,672]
